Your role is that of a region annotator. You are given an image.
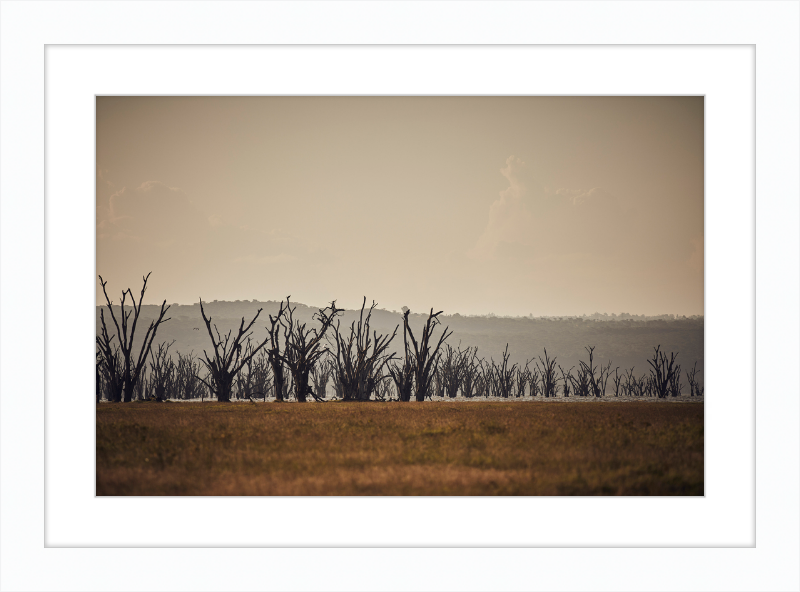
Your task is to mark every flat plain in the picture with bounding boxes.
[96,401,704,496]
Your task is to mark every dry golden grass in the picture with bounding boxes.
[96,401,703,496]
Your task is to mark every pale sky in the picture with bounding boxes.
[96,96,703,316]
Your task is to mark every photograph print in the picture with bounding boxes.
[95,96,704,496]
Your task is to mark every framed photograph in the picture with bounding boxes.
[2,2,797,591]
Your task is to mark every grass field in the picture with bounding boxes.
[96,401,703,496]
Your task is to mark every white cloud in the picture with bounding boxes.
[470,156,627,263]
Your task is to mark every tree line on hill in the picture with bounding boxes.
[96,273,704,404]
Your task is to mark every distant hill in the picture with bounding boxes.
[96,299,704,386]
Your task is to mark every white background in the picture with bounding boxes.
[2,2,798,592]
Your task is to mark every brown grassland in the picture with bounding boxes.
[96,401,703,496]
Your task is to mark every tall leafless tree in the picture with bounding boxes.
[97,273,171,402]
[558,365,573,398]
[647,345,679,399]
[668,362,683,397]
[514,359,532,398]
[266,300,289,402]
[148,340,176,402]
[176,351,205,400]
[459,348,479,398]
[537,348,559,398]
[330,298,398,401]
[686,361,703,397]
[249,349,273,401]
[401,308,452,402]
[491,344,517,399]
[387,312,416,402]
[440,344,470,399]
[198,299,270,402]
[281,297,342,402]
[612,367,622,397]
[579,346,613,397]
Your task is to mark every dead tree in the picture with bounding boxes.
[492,344,517,399]
[402,308,452,401]
[97,273,171,402]
[266,301,289,402]
[440,344,471,399]
[95,350,102,403]
[176,351,205,400]
[579,346,612,397]
[623,367,637,397]
[514,360,531,398]
[198,299,270,402]
[612,367,622,397]
[597,361,613,397]
[234,339,272,401]
[433,367,444,399]
[233,339,257,400]
[530,365,541,397]
[387,313,417,402]
[373,370,394,401]
[311,358,333,401]
[281,297,342,402]
[647,345,679,399]
[250,349,273,401]
[558,365,574,398]
[570,363,591,397]
[388,358,414,402]
[148,340,176,402]
[669,363,683,397]
[459,348,479,398]
[331,298,398,401]
[686,361,703,397]
[641,373,655,397]
[95,330,123,402]
[329,358,345,400]
[474,359,492,398]
[537,348,559,398]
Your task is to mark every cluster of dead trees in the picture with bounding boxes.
[96,274,704,403]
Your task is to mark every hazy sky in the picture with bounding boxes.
[96,96,703,316]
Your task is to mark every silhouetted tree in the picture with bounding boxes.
[281,297,342,402]
[176,351,205,400]
[388,315,416,402]
[647,345,679,399]
[514,360,531,398]
[612,367,622,397]
[148,340,176,401]
[95,336,123,402]
[198,299,269,402]
[686,361,703,397]
[311,358,332,401]
[402,308,452,401]
[459,348,479,398]
[669,362,683,397]
[491,345,517,399]
[331,298,398,401]
[266,301,289,402]
[558,365,573,398]
[537,348,559,398]
[97,273,171,402]
[578,346,613,397]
